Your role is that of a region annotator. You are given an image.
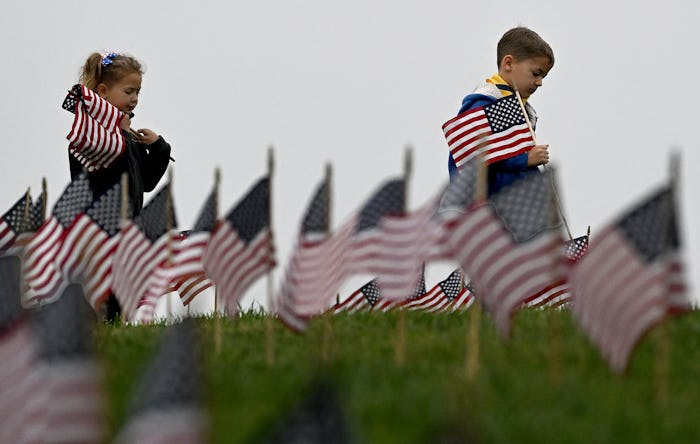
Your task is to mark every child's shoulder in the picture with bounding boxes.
[470,82,502,99]
[459,82,501,114]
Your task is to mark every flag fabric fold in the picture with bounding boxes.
[441,167,566,337]
[31,283,105,443]
[167,184,218,307]
[0,256,42,443]
[402,269,475,313]
[112,183,178,323]
[332,271,425,314]
[202,176,273,315]
[54,180,123,311]
[442,94,535,170]
[277,177,405,331]
[114,319,207,444]
[524,234,590,308]
[570,186,688,373]
[63,84,126,172]
[374,190,446,302]
[0,192,32,253]
[21,175,95,304]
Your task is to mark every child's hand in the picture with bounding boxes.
[135,128,160,145]
[527,144,549,166]
[119,114,132,131]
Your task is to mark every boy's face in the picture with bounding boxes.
[504,56,552,99]
[97,72,142,115]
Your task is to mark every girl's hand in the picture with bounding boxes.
[135,128,160,145]
[119,114,132,131]
[527,144,549,166]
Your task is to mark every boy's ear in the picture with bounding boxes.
[501,54,515,72]
[96,83,108,98]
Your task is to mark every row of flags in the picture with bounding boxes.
[274,155,688,373]
[0,149,688,373]
[0,86,690,374]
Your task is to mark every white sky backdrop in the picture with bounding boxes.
[1,0,698,310]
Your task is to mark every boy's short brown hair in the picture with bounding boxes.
[497,27,554,67]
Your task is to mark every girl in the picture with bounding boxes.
[66,51,172,321]
[68,51,172,216]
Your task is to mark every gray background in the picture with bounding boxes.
[1,0,696,310]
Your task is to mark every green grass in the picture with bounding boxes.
[95,308,700,443]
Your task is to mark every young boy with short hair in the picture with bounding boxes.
[448,26,554,195]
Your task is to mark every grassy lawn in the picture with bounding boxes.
[95,308,700,443]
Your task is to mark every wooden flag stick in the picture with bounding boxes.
[213,168,222,316]
[325,162,333,239]
[320,163,334,364]
[113,173,128,326]
[212,167,224,354]
[654,151,681,406]
[41,177,47,222]
[512,84,573,241]
[465,149,488,382]
[165,169,175,322]
[546,168,564,386]
[394,145,413,367]
[120,173,129,225]
[23,187,31,223]
[265,146,276,366]
[465,282,481,382]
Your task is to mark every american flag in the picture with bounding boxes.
[276,177,332,330]
[374,190,446,301]
[54,181,122,312]
[332,271,426,314]
[443,168,566,337]
[0,190,44,256]
[31,283,105,443]
[22,175,95,304]
[0,192,32,252]
[332,278,382,314]
[0,256,42,443]
[114,319,207,444]
[167,185,217,306]
[565,234,589,263]
[345,178,405,275]
[442,94,535,170]
[63,84,126,172]
[112,183,178,323]
[277,178,405,331]
[524,234,590,308]
[402,269,475,313]
[203,176,273,315]
[570,186,688,373]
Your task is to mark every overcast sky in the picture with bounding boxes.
[1,0,698,309]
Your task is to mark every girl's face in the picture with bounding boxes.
[97,71,142,115]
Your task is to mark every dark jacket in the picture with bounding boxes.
[69,132,171,216]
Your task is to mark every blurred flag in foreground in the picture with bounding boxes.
[277,177,405,331]
[114,319,207,444]
[0,256,42,442]
[444,168,566,337]
[203,176,273,315]
[112,183,177,322]
[33,283,105,443]
[570,185,688,373]
[22,175,94,304]
[167,182,218,307]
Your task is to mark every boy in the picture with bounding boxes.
[448,26,554,195]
